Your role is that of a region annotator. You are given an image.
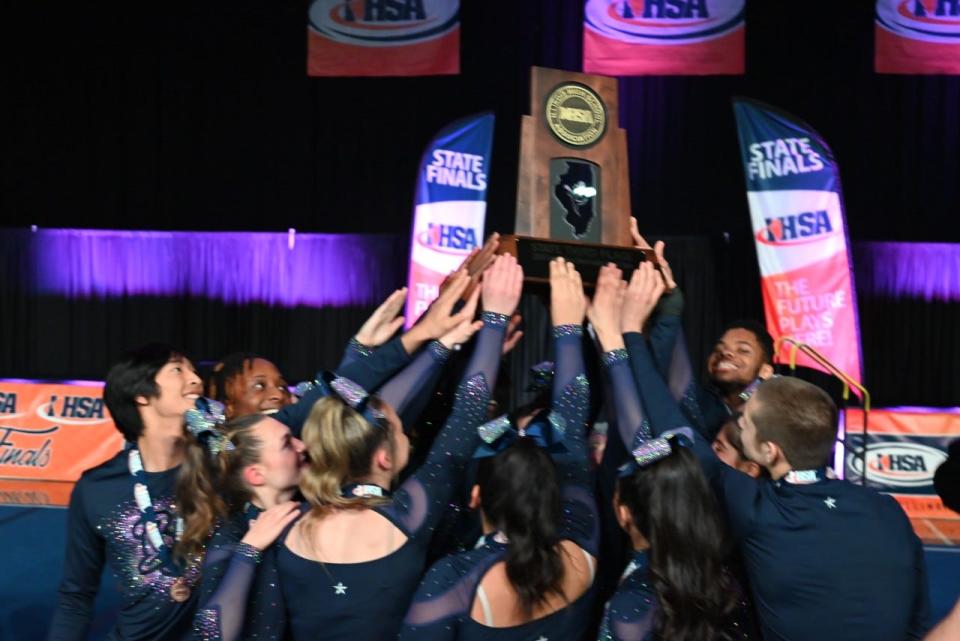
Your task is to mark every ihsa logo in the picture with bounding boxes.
[309,0,459,46]
[417,223,479,254]
[756,210,837,246]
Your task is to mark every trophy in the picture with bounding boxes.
[499,67,653,284]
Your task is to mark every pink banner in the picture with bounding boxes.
[583,0,745,76]
[875,0,960,74]
[308,0,459,77]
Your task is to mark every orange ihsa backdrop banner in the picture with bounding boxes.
[845,407,960,545]
[0,380,123,487]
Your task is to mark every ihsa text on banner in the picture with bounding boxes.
[308,0,459,77]
[875,0,960,74]
[733,99,863,387]
[405,113,494,327]
[583,0,745,76]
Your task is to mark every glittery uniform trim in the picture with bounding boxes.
[552,323,583,338]
[330,377,369,408]
[427,340,451,362]
[480,311,510,327]
[234,542,262,564]
[477,414,512,444]
[194,606,223,641]
[349,336,376,358]
[602,348,629,367]
[95,494,201,601]
[631,437,674,467]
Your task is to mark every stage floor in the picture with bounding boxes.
[2,505,958,640]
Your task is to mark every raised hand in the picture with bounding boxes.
[587,263,627,352]
[438,287,484,349]
[549,258,587,327]
[501,313,524,355]
[439,232,501,300]
[630,218,676,293]
[240,501,301,551]
[354,288,407,348]
[652,241,677,292]
[482,254,524,317]
[629,217,652,250]
[622,261,666,334]
[403,270,476,353]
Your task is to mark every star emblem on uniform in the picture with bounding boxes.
[824,497,837,509]
[333,582,348,595]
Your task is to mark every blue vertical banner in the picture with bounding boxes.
[733,99,863,386]
[405,113,494,326]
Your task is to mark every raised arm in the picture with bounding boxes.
[336,288,407,370]
[548,258,597,554]
[192,503,299,641]
[48,481,103,641]
[386,255,523,539]
[590,263,650,453]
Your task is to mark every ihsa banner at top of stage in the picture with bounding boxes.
[308,0,459,77]
[583,0,745,76]
[875,0,960,74]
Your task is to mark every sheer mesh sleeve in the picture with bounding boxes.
[335,335,411,393]
[376,341,451,416]
[601,348,651,453]
[398,552,493,640]
[597,588,657,641]
[192,542,261,641]
[381,313,506,539]
[551,324,598,555]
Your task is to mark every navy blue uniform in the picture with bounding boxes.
[398,323,598,640]
[199,315,505,640]
[191,341,453,641]
[625,332,932,641]
[49,452,200,641]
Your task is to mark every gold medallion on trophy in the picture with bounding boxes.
[544,83,607,148]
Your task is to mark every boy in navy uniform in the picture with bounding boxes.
[628,335,932,641]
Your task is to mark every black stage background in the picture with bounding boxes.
[2,1,959,406]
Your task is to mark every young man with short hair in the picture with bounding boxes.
[50,344,203,641]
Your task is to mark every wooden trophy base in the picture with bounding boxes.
[497,234,654,287]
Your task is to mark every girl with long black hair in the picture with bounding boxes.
[399,257,598,640]
[588,263,742,641]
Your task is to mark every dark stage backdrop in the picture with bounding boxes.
[3,1,958,242]
[2,2,958,406]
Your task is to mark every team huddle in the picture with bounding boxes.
[49,242,931,641]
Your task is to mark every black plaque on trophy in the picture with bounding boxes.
[500,236,654,287]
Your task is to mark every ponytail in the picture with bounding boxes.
[299,396,393,515]
[476,438,565,617]
[176,413,267,558]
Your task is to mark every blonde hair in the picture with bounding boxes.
[299,396,393,515]
[176,415,265,558]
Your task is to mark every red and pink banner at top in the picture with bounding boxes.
[583,0,745,76]
[733,99,863,388]
[876,0,960,74]
[308,0,459,77]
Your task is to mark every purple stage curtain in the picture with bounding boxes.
[25,229,402,307]
[853,242,960,303]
